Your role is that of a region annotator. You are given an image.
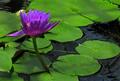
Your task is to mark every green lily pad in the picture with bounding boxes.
[40,45,53,53]
[0,47,16,71]
[13,53,51,74]
[108,0,120,5]
[0,54,12,72]
[29,0,120,25]
[31,71,78,81]
[28,0,74,17]
[20,38,53,53]
[73,0,120,22]
[28,0,93,26]
[45,23,83,42]
[0,47,16,58]
[5,42,19,48]
[0,73,23,81]
[0,36,21,43]
[76,40,120,59]
[0,11,20,37]
[53,55,101,76]
[63,15,93,26]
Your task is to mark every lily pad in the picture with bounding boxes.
[76,40,120,59]
[0,73,23,81]
[29,0,120,25]
[0,11,20,37]
[31,71,78,81]
[45,23,83,42]
[0,36,21,43]
[20,38,53,53]
[73,0,120,22]
[63,15,93,26]
[28,0,93,26]
[53,55,101,76]
[13,53,51,74]
[0,47,16,71]
[108,0,120,5]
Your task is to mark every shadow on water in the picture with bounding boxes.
[1,0,120,81]
[0,0,29,12]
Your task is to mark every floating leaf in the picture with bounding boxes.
[0,11,20,37]
[6,42,19,48]
[0,54,12,72]
[45,23,83,42]
[76,40,120,59]
[108,0,120,5]
[13,53,51,74]
[20,38,52,53]
[29,0,74,17]
[31,71,78,81]
[29,0,120,25]
[40,45,53,53]
[28,0,93,26]
[63,15,93,26]
[0,73,24,81]
[0,36,21,43]
[53,55,100,76]
[0,47,16,71]
[73,0,120,22]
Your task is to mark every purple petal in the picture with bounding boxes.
[7,30,25,37]
[20,12,29,26]
[40,13,50,23]
[45,22,60,32]
[28,10,50,23]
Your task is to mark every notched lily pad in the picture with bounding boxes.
[108,0,120,5]
[0,11,20,37]
[63,15,93,26]
[13,53,51,74]
[20,38,53,53]
[0,47,16,72]
[76,40,120,59]
[29,0,120,25]
[0,73,24,81]
[53,55,101,76]
[0,36,21,43]
[45,23,83,42]
[31,71,78,81]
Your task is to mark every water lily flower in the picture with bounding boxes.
[8,10,59,37]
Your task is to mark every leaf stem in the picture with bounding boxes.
[32,37,49,72]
